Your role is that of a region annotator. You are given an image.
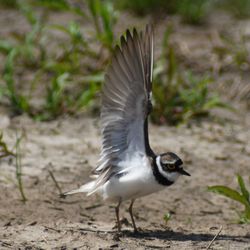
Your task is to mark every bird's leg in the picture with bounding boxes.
[128,199,138,233]
[115,199,122,232]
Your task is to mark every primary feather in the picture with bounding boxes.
[64,25,155,198]
[95,26,154,189]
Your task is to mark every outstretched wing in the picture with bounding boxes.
[94,25,154,187]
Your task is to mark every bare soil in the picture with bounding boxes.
[0,7,250,250]
[0,112,250,250]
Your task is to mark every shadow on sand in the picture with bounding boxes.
[124,229,249,243]
[78,227,249,243]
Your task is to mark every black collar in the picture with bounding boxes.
[152,157,174,186]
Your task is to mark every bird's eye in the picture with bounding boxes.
[162,163,175,170]
[168,164,175,170]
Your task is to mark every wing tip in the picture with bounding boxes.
[117,24,153,53]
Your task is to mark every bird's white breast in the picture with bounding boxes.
[101,155,165,202]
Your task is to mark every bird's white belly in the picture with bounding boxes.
[101,166,164,202]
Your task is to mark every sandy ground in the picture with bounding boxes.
[0,6,250,250]
[0,111,250,249]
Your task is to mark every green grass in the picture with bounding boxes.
[116,0,250,24]
[0,132,26,202]
[218,0,250,18]
[1,1,44,115]
[115,0,177,16]
[0,0,116,120]
[3,48,31,114]
[0,1,228,124]
[15,133,27,203]
[88,0,117,51]
[0,133,15,159]
[116,0,211,24]
[214,32,250,72]
[208,175,250,223]
[0,0,18,8]
[176,0,211,25]
[151,27,227,125]
[163,212,171,223]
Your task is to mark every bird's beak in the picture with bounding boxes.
[178,168,191,176]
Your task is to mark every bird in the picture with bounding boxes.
[63,25,190,233]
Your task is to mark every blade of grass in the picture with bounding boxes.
[0,132,16,159]
[237,174,250,201]
[208,185,248,207]
[15,132,27,203]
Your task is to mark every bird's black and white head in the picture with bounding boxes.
[153,152,190,186]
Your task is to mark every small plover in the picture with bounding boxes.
[63,25,190,232]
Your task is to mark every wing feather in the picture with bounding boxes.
[93,25,154,190]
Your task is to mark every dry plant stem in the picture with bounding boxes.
[48,169,63,196]
[206,226,223,250]
[15,134,27,203]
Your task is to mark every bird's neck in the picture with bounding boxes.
[152,156,174,186]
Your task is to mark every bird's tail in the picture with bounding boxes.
[61,181,96,198]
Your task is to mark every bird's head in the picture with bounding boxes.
[156,152,190,183]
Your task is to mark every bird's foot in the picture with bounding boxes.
[113,230,123,241]
[132,226,143,235]
[112,217,129,231]
[120,217,130,226]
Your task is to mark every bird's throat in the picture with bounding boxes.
[152,157,174,186]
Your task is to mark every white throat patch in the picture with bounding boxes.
[156,155,180,183]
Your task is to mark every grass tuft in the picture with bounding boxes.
[116,0,250,22]
[208,175,250,223]
[151,27,227,125]
[116,0,211,24]
[0,131,27,202]
[0,0,116,120]
[0,1,229,125]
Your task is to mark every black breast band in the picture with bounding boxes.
[152,157,174,186]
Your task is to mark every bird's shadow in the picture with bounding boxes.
[79,227,249,243]
[121,229,249,243]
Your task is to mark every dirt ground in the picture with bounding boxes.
[0,111,250,249]
[0,7,250,250]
